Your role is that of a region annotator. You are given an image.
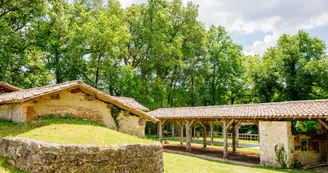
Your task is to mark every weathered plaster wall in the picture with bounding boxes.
[21,89,146,137]
[118,111,146,137]
[0,138,164,173]
[0,104,22,122]
[294,150,321,167]
[23,90,110,125]
[259,121,294,168]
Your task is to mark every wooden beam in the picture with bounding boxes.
[202,122,207,148]
[172,122,175,140]
[70,88,81,93]
[210,122,214,146]
[232,121,236,152]
[223,120,228,159]
[106,103,114,109]
[123,111,130,117]
[161,119,167,127]
[186,121,192,152]
[226,119,235,130]
[216,119,222,127]
[85,95,95,101]
[179,122,183,145]
[159,122,163,144]
[318,119,328,130]
[235,120,240,147]
[193,125,196,138]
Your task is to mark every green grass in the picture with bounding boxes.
[0,158,26,173]
[0,116,155,146]
[163,152,316,173]
[0,117,317,173]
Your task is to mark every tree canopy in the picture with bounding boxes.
[1,0,327,119]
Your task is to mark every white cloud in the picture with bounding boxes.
[119,0,146,8]
[118,0,328,55]
[244,34,280,55]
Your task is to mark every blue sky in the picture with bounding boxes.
[119,0,328,55]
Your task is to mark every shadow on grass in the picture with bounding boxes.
[0,115,106,138]
[0,157,26,173]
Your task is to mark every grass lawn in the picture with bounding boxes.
[0,117,317,173]
[0,158,26,173]
[0,116,155,146]
[163,152,316,173]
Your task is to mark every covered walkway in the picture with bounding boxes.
[149,99,328,168]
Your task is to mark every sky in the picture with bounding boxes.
[118,0,328,56]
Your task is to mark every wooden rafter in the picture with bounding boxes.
[318,119,328,130]
[225,119,235,130]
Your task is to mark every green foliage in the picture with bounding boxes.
[292,120,318,134]
[110,107,121,130]
[274,144,288,169]
[0,0,328,133]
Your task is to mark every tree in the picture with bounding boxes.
[206,26,244,105]
[0,0,52,88]
[263,31,328,101]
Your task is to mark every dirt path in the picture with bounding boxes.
[163,144,260,165]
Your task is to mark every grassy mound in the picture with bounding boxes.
[0,116,155,146]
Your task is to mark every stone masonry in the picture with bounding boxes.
[0,138,164,173]
[259,121,294,168]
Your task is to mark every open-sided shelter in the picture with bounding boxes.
[149,100,328,168]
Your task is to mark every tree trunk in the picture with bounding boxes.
[95,52,102,89]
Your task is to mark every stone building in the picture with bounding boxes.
[0,80,158,137]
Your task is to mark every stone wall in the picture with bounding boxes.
[294,150,322,167]
[259,121,294,168]
[0,138,164,173]
[22,89,146,137]
[0,104,22,122]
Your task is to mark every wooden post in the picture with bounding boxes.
[159,122,163,144]
[186,121,191,152]
[235,123,239,147]
[159,120,166,144]
[179,122,183,145]
[201,123,207,148]
[172,123,175,140]
[232,121,236,152]
[210,122,214,146]
[326,129,328,162]
[223,120,228,159]
[194,125,196,137]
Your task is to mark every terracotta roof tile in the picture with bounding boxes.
[149,100,328,120]
[112,96,149,112]
[0,80,157,122]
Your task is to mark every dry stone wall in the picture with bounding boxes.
[294,150,322,167]
[0,138,164,173]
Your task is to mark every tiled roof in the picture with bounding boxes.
[112,96,149,112]
[0,81,157,122]
[149,100,328,120]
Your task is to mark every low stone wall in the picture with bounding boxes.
[294,150,322,167]
[0,138,164,173]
